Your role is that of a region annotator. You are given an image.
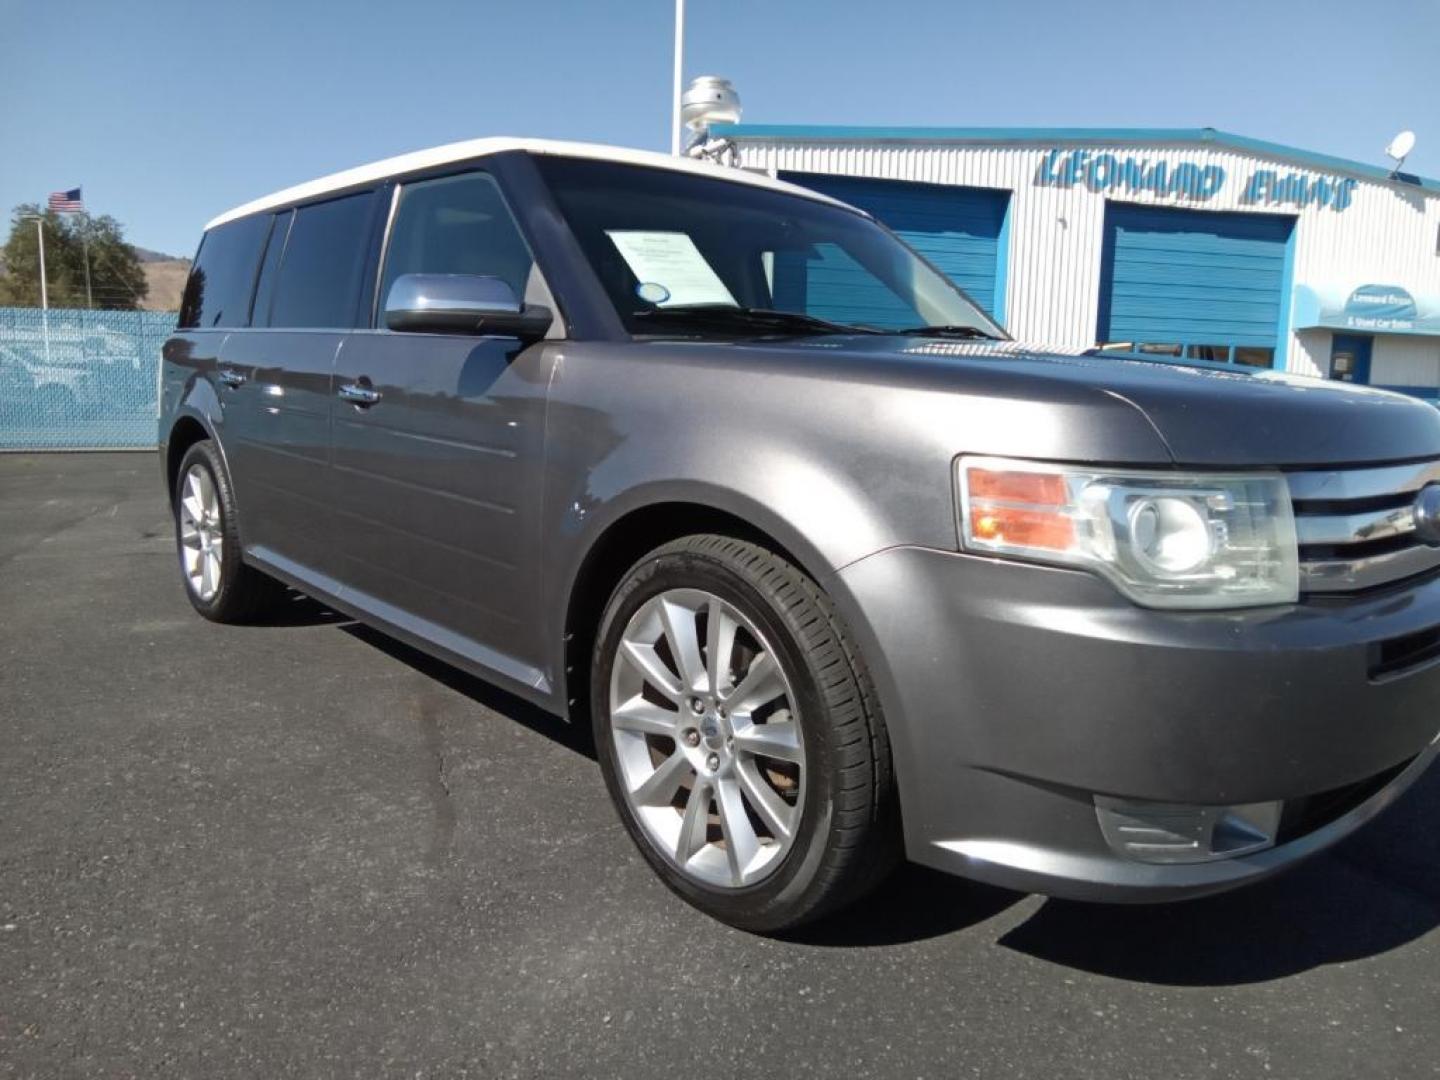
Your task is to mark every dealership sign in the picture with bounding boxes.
[1037,149,1358,211]
[1293,283,1440,336]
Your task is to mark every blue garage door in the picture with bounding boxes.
[780,172,1010,321]
[1098,203,1294,366]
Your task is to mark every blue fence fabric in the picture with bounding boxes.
[0,307,176,450]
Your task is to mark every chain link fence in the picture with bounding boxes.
[0,306,176,450]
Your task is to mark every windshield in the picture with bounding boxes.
[532,156,1005,339]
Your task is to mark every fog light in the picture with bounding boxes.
[1095,796,1282,864]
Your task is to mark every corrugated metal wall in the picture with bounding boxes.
[734,138,1440,378]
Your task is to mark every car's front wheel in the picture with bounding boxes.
[592,534,899,932]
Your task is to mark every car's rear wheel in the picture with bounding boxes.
[174,439,286,622]
[592,534,899,932]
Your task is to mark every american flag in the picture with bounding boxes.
[47,188,84,213]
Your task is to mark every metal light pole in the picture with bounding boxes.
[79,214,93,309]
[22,215,51,364]
[671,0,685,154]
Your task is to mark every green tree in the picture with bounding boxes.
[0,204,148,310]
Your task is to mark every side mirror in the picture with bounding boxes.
[383,273,553,341]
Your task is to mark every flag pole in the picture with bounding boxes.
[671,0,685,155]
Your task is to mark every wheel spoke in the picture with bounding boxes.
[181,492,204,526]
[705,599,739,696]
[199,553,215,598]
[725,650,785,714]
[658,598,705,694]
[619,640,684,702]
[611,695,680,737]
[630,750,692,807]
[715,777,761,884]
[676,781,712,865]
[734,718,803,763]
[735,758,796,840]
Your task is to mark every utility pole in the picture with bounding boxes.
[671,0,685,154]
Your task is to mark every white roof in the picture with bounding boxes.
[205,137,851,230]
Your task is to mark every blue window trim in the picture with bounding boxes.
[714,125,1440,195]
[1273,216,1299,371]
[993,194,1012,329]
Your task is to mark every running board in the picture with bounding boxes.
[246,545,551,697]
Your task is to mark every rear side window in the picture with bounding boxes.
[269,192,376,329]
[249,210,293,327]
[177,215,270,330]
[379,172,534,311]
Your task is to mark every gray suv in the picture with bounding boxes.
[161,138,1440,931]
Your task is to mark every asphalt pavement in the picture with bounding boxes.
[2,452,1439,1079]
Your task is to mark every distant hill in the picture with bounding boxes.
[131,246,187,264]
[141,259,190,312]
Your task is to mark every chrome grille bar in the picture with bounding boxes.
[1294,505,1417,547]
[1287,460,1440,504]
[1290,460,1440,593]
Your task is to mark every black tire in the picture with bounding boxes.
[591,534,900,933]
[173,439,287,623]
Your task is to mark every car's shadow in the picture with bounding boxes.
[321,598,1440,984]
[339,620,598,761]
[995,768,1440,985]
[800,765,1440,984]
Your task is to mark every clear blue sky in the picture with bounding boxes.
[2,0,1436,256]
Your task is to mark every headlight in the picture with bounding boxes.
[956,455,1298,609]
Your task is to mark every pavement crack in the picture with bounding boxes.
[0,503,113,570]
[416,697,458,869]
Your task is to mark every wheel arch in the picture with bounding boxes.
[558,495,839,725]
[164,414,214,507]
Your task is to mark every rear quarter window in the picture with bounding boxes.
[177,215,271,330]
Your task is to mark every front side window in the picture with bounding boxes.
[379,172,535,314]
[533,156,1002,338]
[269,192,376,329]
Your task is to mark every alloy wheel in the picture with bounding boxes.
[608,588,805,888]
[178,464,224,602]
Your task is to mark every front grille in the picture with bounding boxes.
[1288,460,1440,593]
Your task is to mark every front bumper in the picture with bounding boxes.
[836,546,1440,902]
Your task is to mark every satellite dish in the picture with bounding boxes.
[1385,130,1416,165]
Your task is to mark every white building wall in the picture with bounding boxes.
[735,139,1440,378]
[1373,336,1440,387]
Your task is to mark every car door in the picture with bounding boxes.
[329,169,558,690]
[221,193,380,580]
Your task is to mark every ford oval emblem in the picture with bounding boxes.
[1414,484,1440,547]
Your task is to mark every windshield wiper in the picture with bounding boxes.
[631,305,884,337]
[892,324,1000,340]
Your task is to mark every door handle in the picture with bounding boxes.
[217,368,246,388]
[338,381,381,406]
